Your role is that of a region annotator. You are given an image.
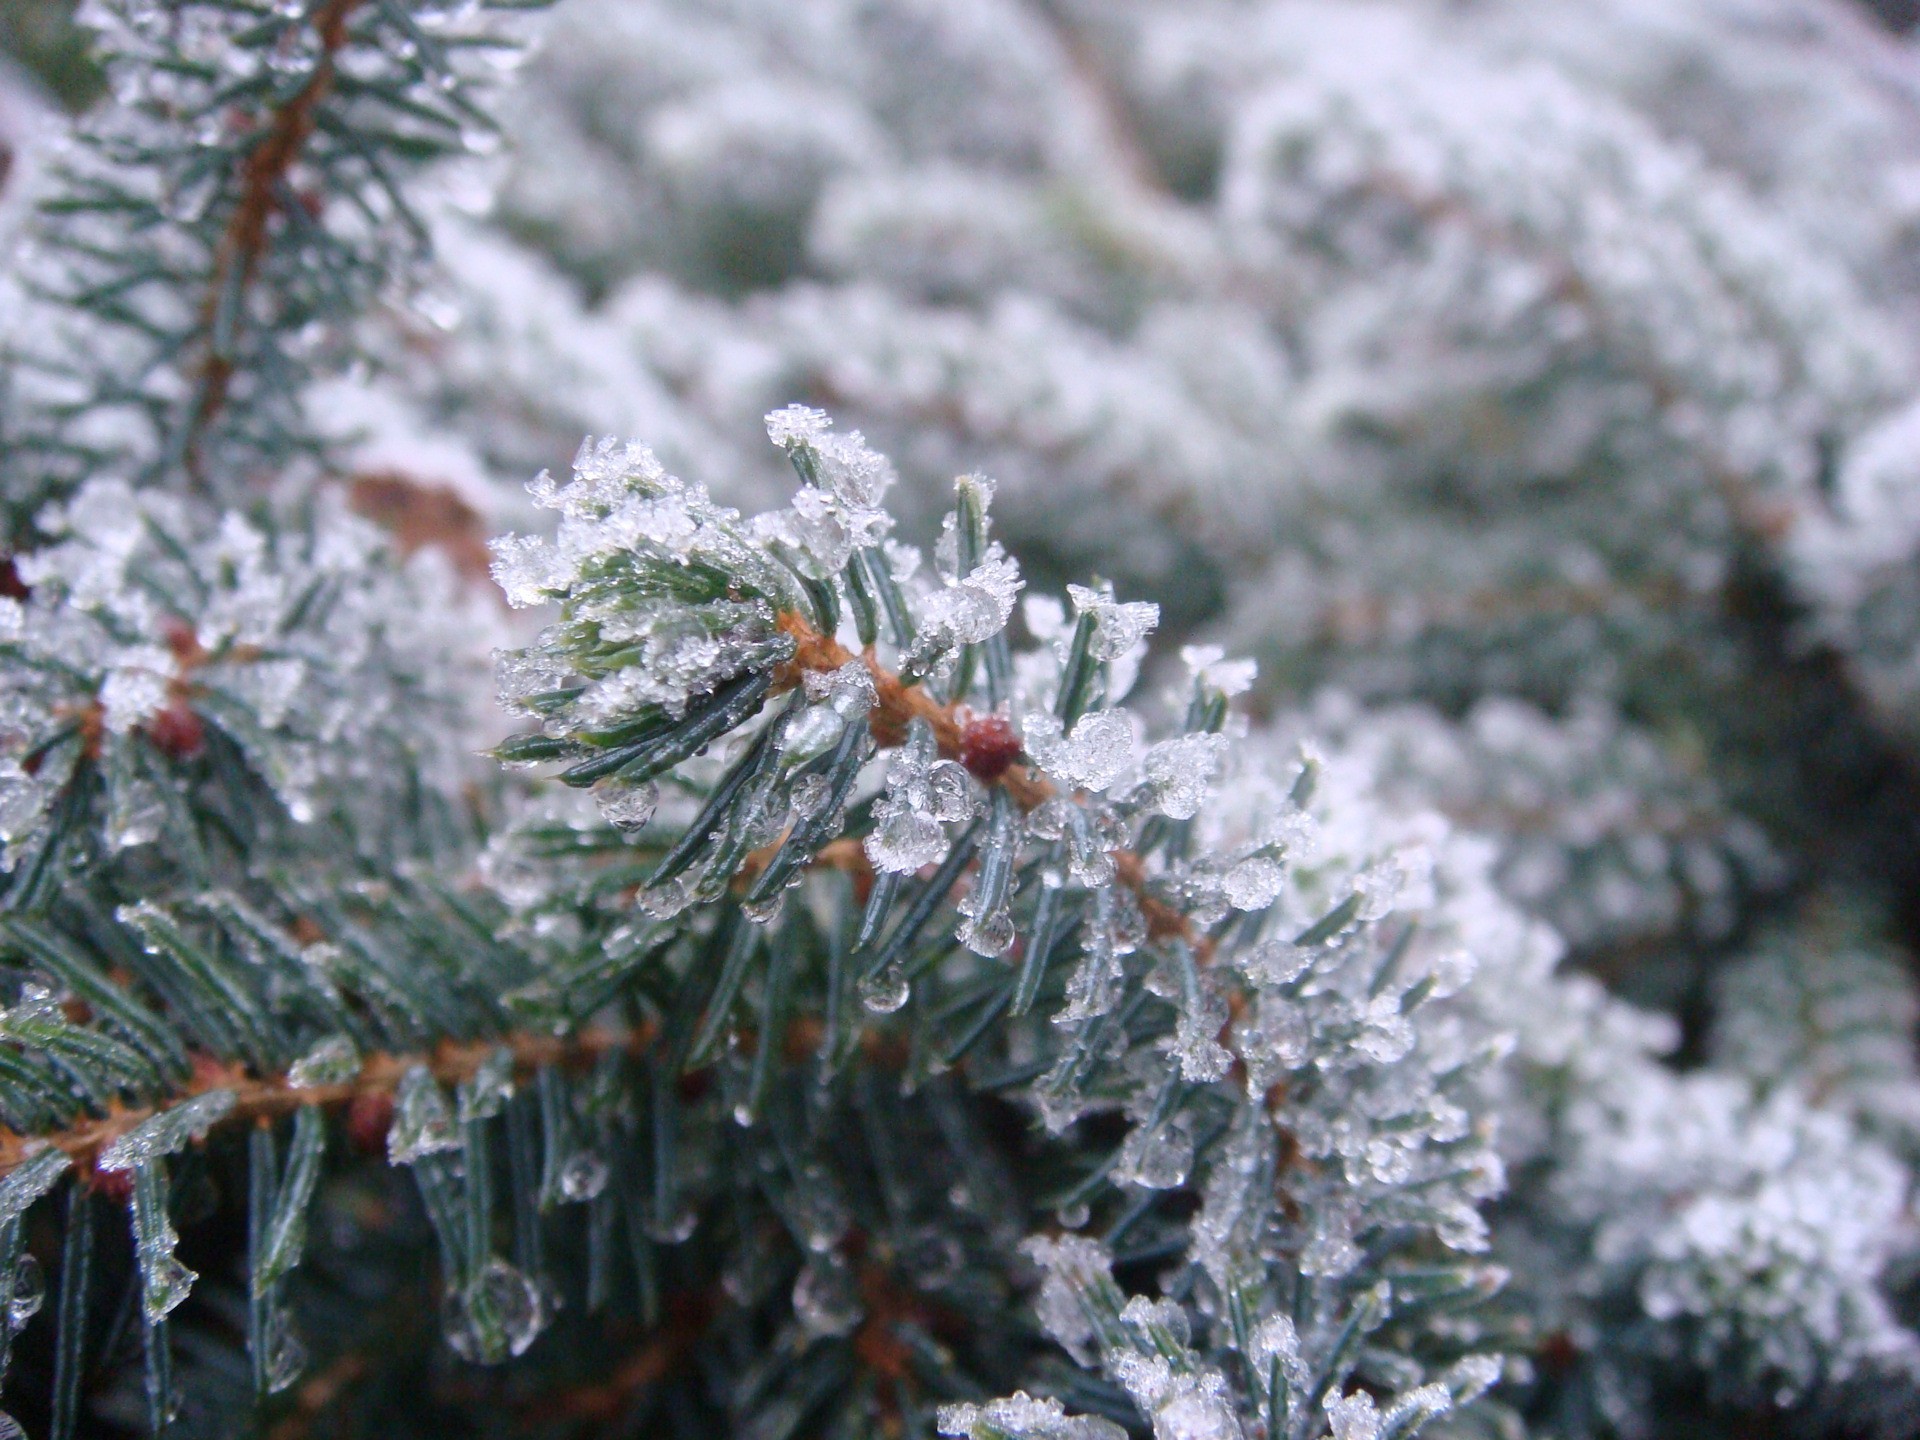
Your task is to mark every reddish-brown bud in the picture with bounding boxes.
[161,617,202,665]
[960,713,1021,782]
[88,1165,135,1204]
[346,1090,396,1155]
[145,701,206,761]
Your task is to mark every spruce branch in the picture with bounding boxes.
[0,1023,658,1182]
[1,0,546,519]
[183,0,364,485]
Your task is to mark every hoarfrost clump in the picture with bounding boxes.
[1,479,493,868]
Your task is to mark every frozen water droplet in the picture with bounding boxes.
[593,778,657,833]
[288,1035,360,1088]
[865,804,947,874]
[789,774,830,820]
[741,891,786,926]
[1239,940,1311,988]
[1027,798,1070,841]
[1118,1114,1196,1190]
[781,704,845,762]
[937,1393,1127,1440]
[1144,733,1227,819]
[792,1257,863,1338]
[105,775,166,851]
[443,1258,548,1364]
[388,1067,459,1164]
[1067,584,1160,661]
[958,906,1015,958]
[8,1253,44,1328]
[98,1087,237,1172]
[732,1103,756,1128]
[457,1049,515,1123]
[263,1305,307,1394]
[558,1151,609,1201]
[859,965,910,1014]
[644,1207,698,1244]
[637,878,694,919]
[1024,711,1134,794]
[925,761,975,823]
[1223,857,1284,910]
[1055,1201,1091,1229]
[790,1171,850,1252]
[139,1249,198,1323]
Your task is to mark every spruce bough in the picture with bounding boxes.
[0,407,1510,1439]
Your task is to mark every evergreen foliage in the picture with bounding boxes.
[3,3,1920,1439]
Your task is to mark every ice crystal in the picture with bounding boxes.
[1023,711,1135,794]
[937,1392,1126,1440]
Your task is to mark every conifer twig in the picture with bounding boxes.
[0,1023,657,1179]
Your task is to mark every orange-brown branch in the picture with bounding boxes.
[0,1023,656,1180]
[186,0,364,479]
[771,611,1204,954]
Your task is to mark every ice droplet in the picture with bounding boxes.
[593,778,658,833]
[262,1305,308,1394]
[1323,1392,1383,1440]
[859,965,910,1014]
[780,704,846,762]
[1153,1380,1246,1440]
[1024,710,1134,793]
[788,773,831,820]
[388,1067,459,1164]
[740,891,787,926]
[1119,1115,1196,1190]
[456,1048,515,1123]
[1238,939,1312,988]
[288,1035,360,1088]
[865,804,947,874]
[637,877,695,919]
[899,1229,965,1290]
[443,1258,548,1364]
[644,1207,699,1244]
[105,774,166,851]
[1144,733,1227,820]
[937,1392,1127,1440]
[792,1256,863,1338]
[958,906,1016,958]
[98,1089,237,1172]
[788,1170,850,1253]
[925,761,975,823]
[558,1152,609,1202]
[8,1253,44,1328]
[1066,584,1159,662]
[1222,856,1284,910]
[138,1247,198,1324]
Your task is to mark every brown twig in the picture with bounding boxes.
[770,611,1205,954]
[184,0,364,482]
[0,1023,656,1180]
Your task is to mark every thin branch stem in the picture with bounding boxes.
[0,1023,657,1180]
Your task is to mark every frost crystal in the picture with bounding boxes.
[937,1393,1127,1440]
[288,1036,361,1089]
[911,548,1023,668]
[1145,734,1228,819]
[865,719,970,873]
[1024,711,1135,794]
[388,1067,460,1164]
[98,1091,238,1173]
[1067,584,1160,662]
